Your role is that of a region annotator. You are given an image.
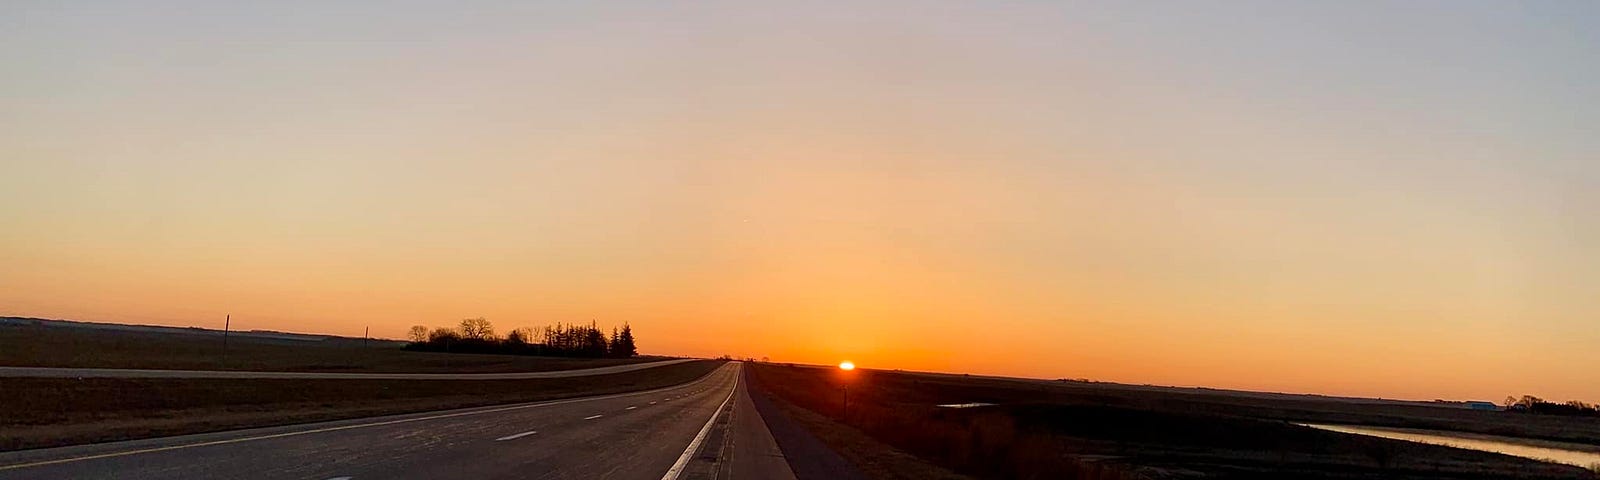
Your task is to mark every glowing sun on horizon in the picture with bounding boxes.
[839,361,856,371]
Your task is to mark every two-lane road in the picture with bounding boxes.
[0,362,795,480]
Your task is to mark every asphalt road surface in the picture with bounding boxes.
[0,362,798,480]
[0,359,694,380]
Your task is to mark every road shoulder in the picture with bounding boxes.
[722,371,799,480]
[745,367,971,480]
[744,373,870,480]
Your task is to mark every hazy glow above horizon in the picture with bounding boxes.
[2,1,1597,402]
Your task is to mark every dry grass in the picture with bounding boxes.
[0,324,667,373]
[909,371,1600,448]
[753,386,972,480]
[750,364,1598,480]
[0,360,723,451]
[750,364,1136,480]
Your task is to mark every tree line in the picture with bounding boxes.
[404,317,638,358]
[1504,395,1599,417]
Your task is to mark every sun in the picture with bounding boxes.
[839,361,856,371]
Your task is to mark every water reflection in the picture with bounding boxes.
[1305,423,1600,469]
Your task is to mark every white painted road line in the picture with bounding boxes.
[625,406,637,410]
[584,415,604,420]
[659,371,739,480]
[495,431,537,441]
[325,477,353,480]
[650,401,657,405]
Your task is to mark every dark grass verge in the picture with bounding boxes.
[750,363,1597,480]
[0,324,670,373]
[750,364,1136,480]
[991,404,1595,480]
[0,360,723,451]
[746,372,968,480]
[906,369,1600,448]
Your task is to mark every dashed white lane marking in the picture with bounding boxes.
[625,406,637,410]
[495,431,538,441]
[584,414,604,420]
[0,363,741,473]
[649,401,657,405]
[326,477,353,480]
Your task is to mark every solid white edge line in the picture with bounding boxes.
[0,363,736,472]
[494,431,537,441]
[659,364,740,480]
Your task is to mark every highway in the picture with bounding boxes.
[0,362,799,480]
[0,358,694,380]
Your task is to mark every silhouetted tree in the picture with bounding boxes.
[403,319,639,358]
[613,323,637,358]
[1504,394,1600,416]
[583,321,609,357]
[459,317,494,340]
[505,328,528,346]
[407,325,429,343]
[428,327,460,343]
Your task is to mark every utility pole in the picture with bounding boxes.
[842,385,849,421]
[222,314,230,368]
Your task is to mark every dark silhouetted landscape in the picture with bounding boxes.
[4,0,1598,478]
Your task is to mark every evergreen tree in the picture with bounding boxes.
[615,323,638,357]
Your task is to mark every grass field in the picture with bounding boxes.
[0,322,667,373]
[0,360,723,451]
[749,385,975,480]
[917,371,1600,448]
[749,363,1598,480]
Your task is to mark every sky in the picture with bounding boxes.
[2,1,1596,402]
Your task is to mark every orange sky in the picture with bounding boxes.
[2,1,1596,402]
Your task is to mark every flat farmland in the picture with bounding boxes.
[0,322,667,373]
[748,364,1600,480]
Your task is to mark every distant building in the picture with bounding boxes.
[1465,401,1501,411]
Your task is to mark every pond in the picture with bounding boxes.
[1304,423,1600,469]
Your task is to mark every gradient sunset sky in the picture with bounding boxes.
[3,1,1596,402]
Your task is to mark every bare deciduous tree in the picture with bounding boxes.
[458,317,494,340]
[403,319,638,358]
